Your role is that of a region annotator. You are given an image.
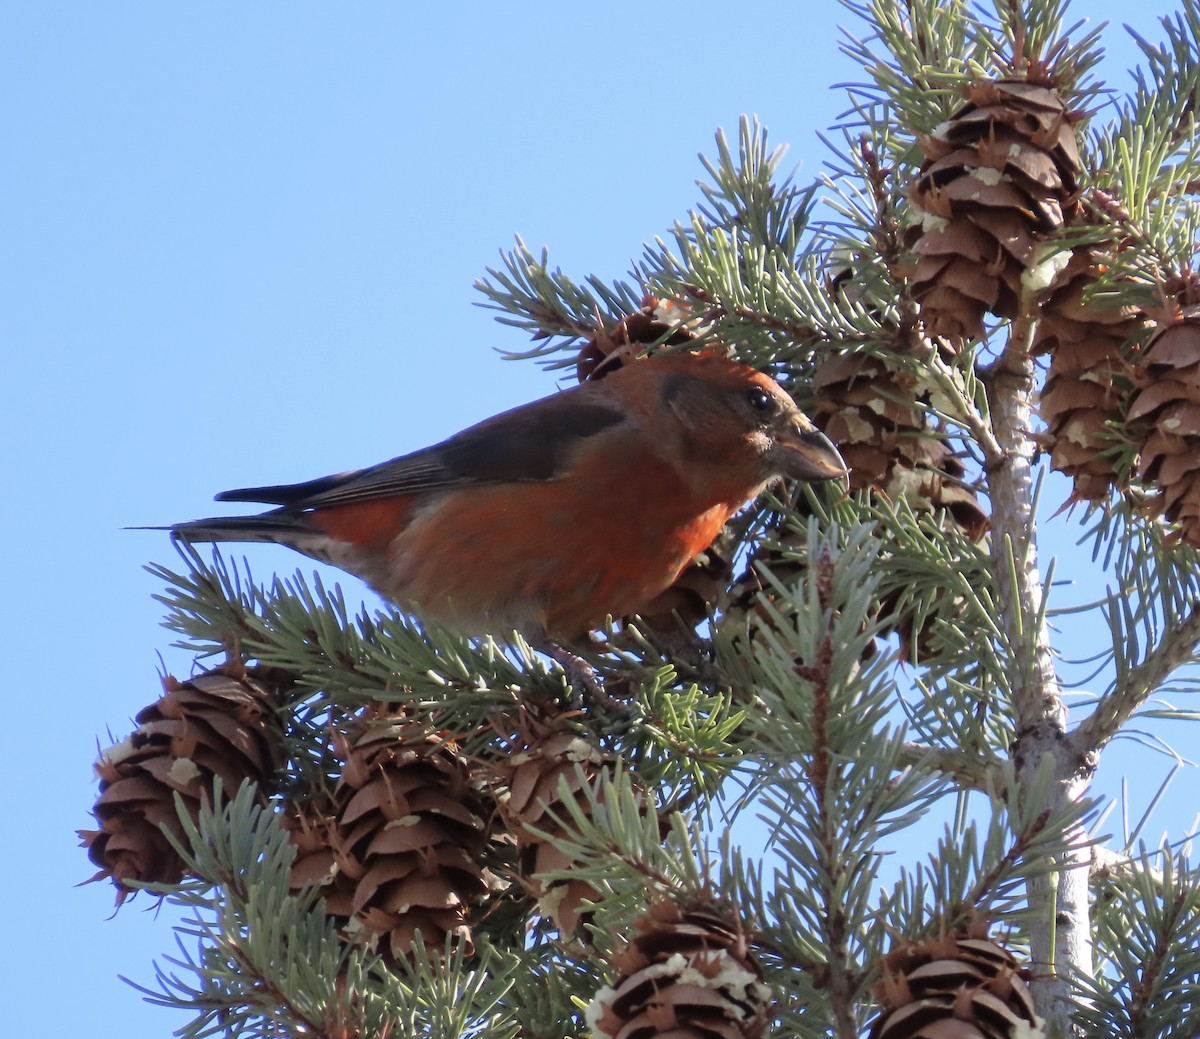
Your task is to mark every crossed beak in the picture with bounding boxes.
[772,417,848,484]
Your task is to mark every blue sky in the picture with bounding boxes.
[3,2,1189,1035]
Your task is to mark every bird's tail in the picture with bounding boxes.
[148,511,365,574]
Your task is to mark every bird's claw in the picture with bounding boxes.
[540,641,631,716]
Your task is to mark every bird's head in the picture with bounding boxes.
[647,353,848,491]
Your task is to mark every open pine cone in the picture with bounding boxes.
[1129,308,1200,545]
[576,295,700,383]
[81,665,289,901]
[813,351,926,491]
[587,901,772,1039]
[331,710,492,961]
[493,713,635,940]
[907,80,1081,341]
[869,930,1042,1039]
[810,350,988,540]
[1034,245,1147,501]
[280,795,356,921]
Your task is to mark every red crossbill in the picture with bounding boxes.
[170,352,845,642]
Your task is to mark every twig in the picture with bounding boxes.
[1070,600,1200,758]
[926,348,1005,470]
[798,546,868,1039]
[897,740,999,792]
[1090,845,1167,887]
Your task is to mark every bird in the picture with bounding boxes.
[169,352,846,645]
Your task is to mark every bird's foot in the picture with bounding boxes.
[539,640,631,716]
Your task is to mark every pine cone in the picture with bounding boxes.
[1034,246,1146,501]
[81,666,289,902]
[907,80,1081,341]
[1129,309,1200,545]
[887,435,989,543]
[868,929,1041,1039]
[576,295,700,383]
[812,351,988,540]
[332,710,492,961]
[494,713,646,940]
[813,351,925,490]
[587,901,772,1039]
[280,796,356,920]
[876,578,973,665]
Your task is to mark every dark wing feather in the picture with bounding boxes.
[215,394,626,510]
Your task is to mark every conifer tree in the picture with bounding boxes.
[82,2,1200,1037]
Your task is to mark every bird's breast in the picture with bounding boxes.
[375,442,746,639]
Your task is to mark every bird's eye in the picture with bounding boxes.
[746,387,776,414]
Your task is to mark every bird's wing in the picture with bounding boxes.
[215,393,627,510]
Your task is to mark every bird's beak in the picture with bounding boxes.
[771,418,847,483]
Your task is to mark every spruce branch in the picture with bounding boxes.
[798,547,859,1039]
[474,236,645,366]
[989,319,1061,739]
[872,757,1096,953]
[1077,501,1200,662]
[838,0,979,128]
[1084,8,1200,290]
[946,800,1055,932]
[1076,847,1200,1039]
[1124,0,1200,148]
[925,347,1004,467]
[723,521,949,1035]
[505,761,693,925]
[141,782,525,1039]
[1067,502,1200,764]
[134,782,392,1038]
[623,675,748,803]
[841,0,1102,126]
[152,546,568,742]
[1071,599,1200,757]
[896,740,999,791]
[692,116,818,255]
[667,275,825,352]
[1090,844,1177,888]
[975,0,1105,91]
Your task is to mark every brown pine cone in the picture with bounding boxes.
[587,901,771,1039]
[907,80,1082,341]
[1129,309,1200,545]
[331,709,492,962]
[82,665,289,902]
[869,928,1041,1039]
